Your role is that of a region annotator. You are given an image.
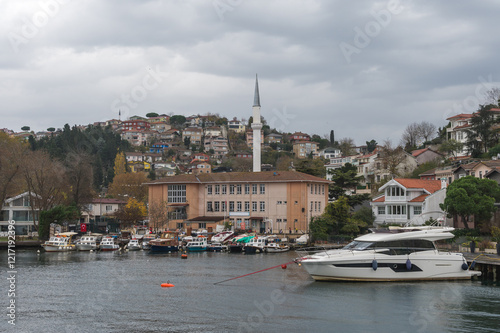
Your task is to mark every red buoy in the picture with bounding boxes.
[281,264,287,269]
[181,254,188,259]
[161,283,175,288]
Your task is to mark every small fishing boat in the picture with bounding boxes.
[76,234,100,251]
[265,242,290,253]
[100,236,120,251]
[149,232,179,252]
[208,242,228,252]
[127,238,142,251]
[186,236,208,252]
[228,235,252,253]
[244,236,268,254]
[41,232,77,252]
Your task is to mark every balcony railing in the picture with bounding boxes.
[168,212,187,220]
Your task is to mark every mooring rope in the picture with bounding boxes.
[213,260,296,285]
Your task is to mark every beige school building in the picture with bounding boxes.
[147,171,330,233]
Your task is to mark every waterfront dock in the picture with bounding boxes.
[463,252,500,281]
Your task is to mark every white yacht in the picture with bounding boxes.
[296,227,481,282]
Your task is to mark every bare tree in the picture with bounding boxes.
[483,87,500,106]
[338,137,356,156]
[21,150,67,230]
[378,140,409,178]
[0,134,25,204]
[401,122,422,149]
[148,200,169,233]
[418,121,437,142]
[65,151,95,209]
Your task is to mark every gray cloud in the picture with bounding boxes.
[2,0,500,145]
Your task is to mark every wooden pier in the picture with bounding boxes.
[463,252,500,281]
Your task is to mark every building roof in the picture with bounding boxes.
[418,168,436,176]
[90,198,127,204]
[446,113,473,120]
[146,170,331,185]
[393,178,442,193]
[409,194,429,202]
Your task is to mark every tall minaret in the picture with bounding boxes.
[252,74,262,172]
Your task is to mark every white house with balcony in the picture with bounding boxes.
[0,192,39,236]
[370,178,447,226]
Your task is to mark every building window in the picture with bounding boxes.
[237,184,242,195]
[207,202,213,212]
[318,201,321,211]
[310,185,313,194]
[245,201,250,212]
[277,201,282,205]
[230,185,235,195]
[245,184,250,194]
[105,205,113,211]
[283,201,287,205]
[168,184,186,203]
[315,201,318,211]
[260,201,265,212]
[214,201,220,212]
[221,201,226,212]
[237,201,242,212]
[215,185,220,195]
[229,201,234,212]
[260,184,265,195]
[199,222,206,229]
[252,184,258,194]
[222,185,227,195]
[252,201,257,212]
[378,206,385,215]
[414,206,422,215]
[177,223,184,229]
[207,185,212,195]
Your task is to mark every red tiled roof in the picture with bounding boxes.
[372,196,385,202]
[411,148,428,157]
[146,171,331,185]
[446,113,473,120]
[393,179,442,193]
[409,194,428,202]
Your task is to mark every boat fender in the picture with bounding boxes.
[461,263,468,270]
[470,261,476,270]
[372,260,378,271]
[281,264,287,269]
[181,254,188,259]
[406,259,412,271]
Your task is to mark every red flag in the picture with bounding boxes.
[80,224,87,232]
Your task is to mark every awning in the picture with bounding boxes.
[167,203,189,207]
[185,216,226,222]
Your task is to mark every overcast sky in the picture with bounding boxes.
[2,0,500,146]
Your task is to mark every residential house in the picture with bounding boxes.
[371,151,418,183]
[325,155,360,179]
[235,151,253,159]
[318,147,342,159]
[245,129,264,148]
[150,142,171,154]
[81,198,127,230]
[411,148,443,165]
[188,160,212,175]
[293,141,319,159]
[204,126,224,138]
[192,153,210,163]
[147,171,331,233]
[204,136,229,157]
[265,133,283,145]
[121,130,157,146]
[1,192,39,236]
[182,127,203,146]
[289,132,311,142]
[371,178,447,226]
[149,121,171,133]
[121,119,151,132]
[228,118,246,133]
[159,129,181,143]
[453,160,500,180]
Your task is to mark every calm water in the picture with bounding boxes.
[1,248,500,333]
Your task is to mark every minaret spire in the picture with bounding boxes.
[253,74,260,107]
[252,74,262,172]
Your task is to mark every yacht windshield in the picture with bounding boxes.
[342,241,373,251]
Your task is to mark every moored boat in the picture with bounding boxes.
[243,236,268,254]
[149,231,179,252]
[265,242,290,253]
[127,238,142,251]
[141,235,156,250]
[100,236,120,251]
[208,242,228,252]
[76,234,100,251]
[211,231,235,243]
[296,226,482,282]
[186,236,208,252]
[41,232,77,252]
